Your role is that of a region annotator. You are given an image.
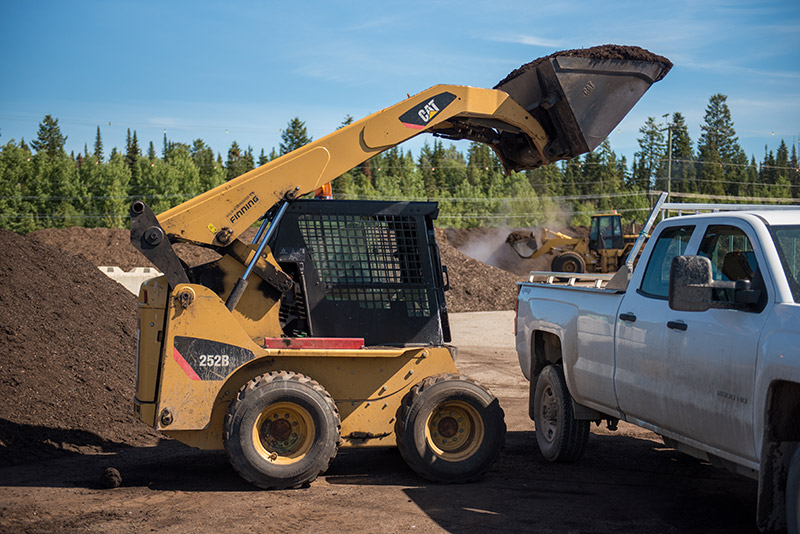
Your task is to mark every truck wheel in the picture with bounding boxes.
[533,364,589,462]
[788,446,800,534]
[223,371,340,489]
[552,252,586,275]
[395,374,505,483]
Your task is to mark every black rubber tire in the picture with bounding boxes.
[533,364,589,462]
[395,373,506,483]
[552,252,586,275]
[788,446,800,534]
[223,371,340,489]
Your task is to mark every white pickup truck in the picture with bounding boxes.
[514,206,800,532]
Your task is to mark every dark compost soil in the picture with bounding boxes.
[0,230,160,468]
[0,225,521,467]
[495,44,672,88]
[30,226,523,312]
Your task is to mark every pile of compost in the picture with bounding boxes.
[0,230,160,467]
[0,225,521,467]
[31,226,522,312]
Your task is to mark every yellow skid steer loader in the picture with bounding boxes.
[130,45,671,489]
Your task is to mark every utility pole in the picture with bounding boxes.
[662,114,673,200]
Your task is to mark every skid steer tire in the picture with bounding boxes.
[395,373,505,483]
[224,371,340,490]
[533,364,589,462]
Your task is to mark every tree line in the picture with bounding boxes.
[1,94,797,232]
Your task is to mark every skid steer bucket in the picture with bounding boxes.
[492,45,671,170]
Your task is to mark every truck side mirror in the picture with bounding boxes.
[669,255,713,311]
[669,255,762,312]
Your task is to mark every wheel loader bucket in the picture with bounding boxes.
[494,45,671,169]
[506,230,538,259]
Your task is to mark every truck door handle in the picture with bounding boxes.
[619,312,637,322]
[667,320,688,331]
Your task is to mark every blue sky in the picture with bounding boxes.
[1,0,798,167]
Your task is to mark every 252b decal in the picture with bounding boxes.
[173,336,255,380]
[198,354,230,367]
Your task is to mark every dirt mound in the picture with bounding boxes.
[30,226,520,313]
[30,226,221,271]
[435,228,520,312]
[0,226,518,467]
[0,230,160,467]
[445,227,549,277]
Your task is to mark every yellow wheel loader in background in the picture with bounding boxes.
[130,45,671,489]
[507,212,643,275]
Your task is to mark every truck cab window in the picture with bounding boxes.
[769,225,800,303]
[698,225,763,307]
[639,225,694,298]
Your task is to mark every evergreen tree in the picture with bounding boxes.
[192,139,225,191]
[125,129,141,185]
[340,115,354,128]
[561,158,581,197]
[667,112,696,193]
[94,126,104,161]
[258,148,268,166]
[162,132,169,161]
[633,117,665,191]
[466,142,502,193]
[0,140,36,231]
[776,139,790,190]
[418,140,450,196]
[30,115,67,158]
[697,94,745,197]
[226,141,250,181]
[168,145,202,199]
[34,148,81,227]
[279,117,312,155]
[243,146,255,171]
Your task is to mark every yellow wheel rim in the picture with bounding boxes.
[425,400,484,462]
[253,402,315,465]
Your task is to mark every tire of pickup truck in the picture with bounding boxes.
[788,446,800,534]
[395,374,506,483]
[223,371,341,489]
[533,364,589,462]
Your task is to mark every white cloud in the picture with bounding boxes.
[489,34,563,49]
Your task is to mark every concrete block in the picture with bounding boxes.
[98,266,163,295]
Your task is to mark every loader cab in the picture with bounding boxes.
[589,214,624,251]
[270,199,451,347]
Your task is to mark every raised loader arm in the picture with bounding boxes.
[154,84,549,247]
[132,45,671,287]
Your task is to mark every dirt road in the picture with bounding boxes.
[0,311,757,533]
